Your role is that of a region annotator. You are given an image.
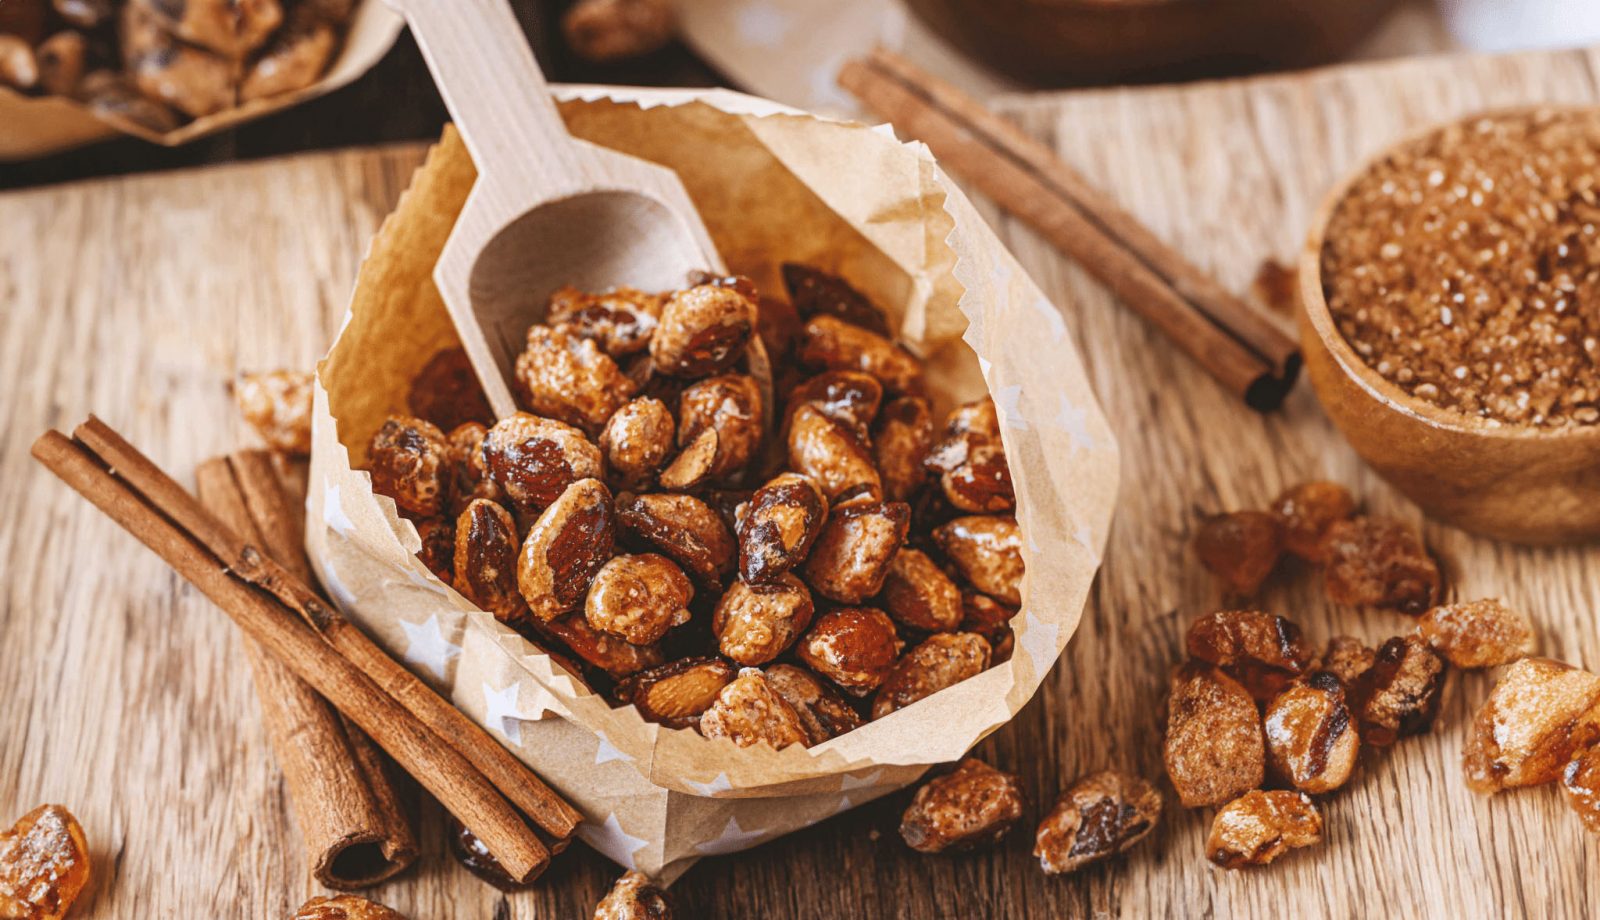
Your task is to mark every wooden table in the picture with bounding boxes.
[3,44,1598,919]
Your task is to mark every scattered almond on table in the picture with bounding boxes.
[898,758,1025,854]
[594,869,674,919]
[291,894,407,920]
[0,804,90,920]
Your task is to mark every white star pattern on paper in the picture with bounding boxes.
[399,615,460,681]
[734,3,790,46]
[993,385,1028,431]
[684,772,732,797]
[1053,396,1095,454]
[839,769,882,792]
[594,731,631,766]
[580,813,649,871]
[482,681,524,745]
[318,555,359,613]
[1019,609,1061,679]
[1029,295,1068,342]
[694,816,770,855]
[324,482,354,536]
[1073,523,1098,560]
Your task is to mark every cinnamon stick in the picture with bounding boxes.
[31,427,553,885]
[838,48,1301,411]
[195,453,418,890]
[71,416,582,843]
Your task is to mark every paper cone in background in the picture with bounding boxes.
[305,85,1118,881]
[0,1,403,162]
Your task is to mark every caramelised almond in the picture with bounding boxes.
[650,283,759,377]
[1351,635,1446,747]
[1318,636,1376,687]
[1416,598,1535,669]
[782,263,891,335]
[1193,511,1284,597]
[599,396,675,491]
[713,573,814,666]
[530,613,663,679]
[368,415,452,517]
[924,397,1014,513]
[933,515,1025,606]
[763,663,864,745]
[514,324,636,435]
[1206,790,1322,869]
[1463,656,1600,793]
[872,395,933,502]
[614,656,736,729]
[872,632,991,719]
[738,472,828,585]
[1163,663,1265,808]
[1270,480,1356,562]
[615,492,736,590]
[787,403,882,503]
[413,515,455,584]
[797,314,924,395]
[673,373,764,483]
[785,370,883,444]
[518,478,616,622]
[797,606,903,697]
[585,552,694,645]
[900,759,1024,854]
[483,412,603,516]
[698,668,810,750]
[801,501,911,604]
[1034,770,1161,874]
[446,421,503,514]
[452,499,527,625]
[881,547,962,632]
[547,285,663,357]
[1264,672,1360,794]
[1186,610,1314,702]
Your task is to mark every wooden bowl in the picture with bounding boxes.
[903,0,1402,86]
[1298,110,1600,545]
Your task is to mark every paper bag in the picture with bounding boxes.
[305,85,1119,882]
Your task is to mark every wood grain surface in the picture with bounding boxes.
[4,45,1600,919]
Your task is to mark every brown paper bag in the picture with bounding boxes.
[0,1,403,162]
[304,85,1119,882]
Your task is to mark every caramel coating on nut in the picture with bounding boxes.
[368,415,452,517]
[781,263,891,335]
[1264,672,1360,794]
[593,869,674,920]
[932,515,1025,607]
[712,573,814,666]
[797,606,903,697]
[549,285,663,357]
[235,369,313,455]
[515,324,636,434]
[1322,516,1440,614]
[675,373,764,480]
[925,397,1014,513]
[881,547,965,633]
[483,412,603,516]
[446,422,503,513]
[453,499,527,625]
[585,552,693,645]
[1319,636,1376,687]
[1463,656,1600,793]
[532,613,663,679]
[698,668,810,750]
[293,895,408,920]
[408,347,494,432]
[657,428,718,490]
[763,663,864,744]
[0,804,91,920]
[1417,598,1535,669]
[413,516,455,583]
[801,501,911,604]
[900,758,1024,854]
[1205,790,1322,869]
[1163,663,1265,808]
[1562,744,1600,834]
[1033,770,1161,875]
[650,284,758,377]
[787,403,882,503]
[872,631,991,720]
[600,397,675,490]
[785,370,883,444]
[738,473,828,585]
[517,478,616,622]
[873,395,934,502]
[1350,635,1446,747]
[615,492,737,589]
[614,657,735,730]
[1186,610,1314,701]
[1193,511,1284,597]
[1270,480,1356,562]
[797,315,924,395]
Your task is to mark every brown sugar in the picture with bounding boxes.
[1321,109,1600,428]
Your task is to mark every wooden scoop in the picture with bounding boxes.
[388,0,725,418]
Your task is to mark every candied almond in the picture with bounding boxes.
[1163,663,1265,808]
[782,263,891,336]
[483,412,603,516]
[675,373,764,480]
[452,499,527,625]
[933,515,1025,607]
[1561,745,1600,834]
[785,370,883,445]
[1270,480,1356,562]
[235,368,314,455]
[368,415,452,517]
[1186,610,1314,674]
[787,402,882,503]
[959,590,1015,639]
[447,421,503,513]
[407,347,493,432]
[0,804,91,920]
[698,668,810,750]
[763,663,864,744]
[448,817,532,891]
[712,573,814,666]
[1463,657,1600,793]
[1417,598,1534,669]
[615,492,736,590]
[517,478,616,622]
[873,395,934,502]
[1319,636,1376,687]
[924,398,1015,513]
[293,895,408,920]
[657,428,719,490]
[413,515,456,584]
[1322,516,1440,614]
[900,758,1024,854]
[514,324,635,435]
[1193,511,1284,597]
[798,314,924,395]
[600,397,675,490]
[548,285,663,357]
[530,613,663,679]
[738,472,828,585]
[872,632,992,719]
[881,547,963,632]
[1351,635,1446,746]
[593,869,674,920]
[614,657,736,729]
[802,501,911,604]
[585,553,693,645]
[1205,790,1322,869]
[650,283,758,377]
[797,606,904,697]
[1033,770,1161,875]
[1264,672,1360,793]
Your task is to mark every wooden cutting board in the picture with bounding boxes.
[3,45,1598,919]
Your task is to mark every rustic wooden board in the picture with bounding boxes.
[3,45,1600,919]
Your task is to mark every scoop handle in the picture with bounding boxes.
[386,0,582,193]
